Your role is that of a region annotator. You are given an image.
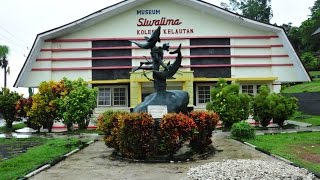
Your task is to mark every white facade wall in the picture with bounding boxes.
[20,0,309,91]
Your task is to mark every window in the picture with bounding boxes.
[241,85,254,95]
[241,84,264,96]
[196,84,213,105]
[97,86,128,106]
[98,87,111,106]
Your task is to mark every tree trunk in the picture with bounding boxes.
[5,120,13,129]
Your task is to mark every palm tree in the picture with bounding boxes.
[0,45,9,88]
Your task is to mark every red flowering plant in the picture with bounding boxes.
[15,97,40,130]
[188,111,220,153]
[15,97,33,119]
[117,113,156,159]
[159,113,197,157]
[97,110,128,151]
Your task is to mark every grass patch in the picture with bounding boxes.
[248,132,320,174]
[0,137,86,180]
[292,112,320,126]
[0,122,26,133]
[281,81,320,93]
[310,71,320,81]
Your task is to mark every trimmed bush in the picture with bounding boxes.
[98,111,219,159]
[0,88,22,128]
[118,113,155,159]
[269,94,298,127]
[97,110,128,151]
[206,79,251,128]
[231,121,255,140]
[253,86,273,127]
[188,111,219,153]
[159,113,197,156]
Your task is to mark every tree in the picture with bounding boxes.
[57,78,97,131]
[26,80,65,132]
[222,0,273,23]
[269,94,298,127]
[206,79,251,128]
[253,86,274,127]
[0,88,22,128]
[0,45,9,88]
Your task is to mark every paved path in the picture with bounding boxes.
[31,132,281,180]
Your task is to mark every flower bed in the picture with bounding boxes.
[97,110,219,160]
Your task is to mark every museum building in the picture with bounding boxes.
[14,0,310,113]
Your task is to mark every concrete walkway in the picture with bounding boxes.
[30,132,283,180]
[7,120,319,179]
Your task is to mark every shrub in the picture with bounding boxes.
[118,113,155,159]
[231,121,255,140]
[26,81,64,132]
[97,110,128,151]
[0,88,22,128]
[206,79,251,128]
[269,94,298,127]
[15,97,41,130]
[159,113,197,157]
[253,86,273,127]
[56,78,97,130]
[188,111,219,153]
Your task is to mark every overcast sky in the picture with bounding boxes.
[0,0,316,95]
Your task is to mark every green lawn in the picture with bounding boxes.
[282,81,320,93]
[0,122,26,133]
[292,113,320,126]
[310,71,320,81]
[0,137,86,180]
[248,132,320,174]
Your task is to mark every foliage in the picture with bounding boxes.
[56,78,97,130]
[98,110,219,159]
[159,113,196,156]
[269,94,298,127]
[0,122,26,133]
[300,52,320,70]
[283,0,320,70]
[248,132,320,174]
[221,0,272,23]
[231,121,255,140]
[0,45,9,59]
[281,81,320,93]
[97,110,129,151]
[18,78,97,132]
[25,81,65,132]
[0,88,22,128]
[253,86,273,127]
[292,112,320,126]
[118,113,155,159]
[206,79,251,128]
[0,137,86,180]
[188,111,219,153]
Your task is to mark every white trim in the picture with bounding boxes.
[14,0,310,87]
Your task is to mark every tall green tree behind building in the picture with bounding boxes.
[0,45,9,87]
[221,0,273,23]
[282,0,320,70]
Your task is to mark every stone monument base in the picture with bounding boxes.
[133,90,189,114]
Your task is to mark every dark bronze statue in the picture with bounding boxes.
[132,26,188,114]
[131,26,182,91]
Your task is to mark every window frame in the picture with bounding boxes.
[196,83,214,105]
[97,85,128,107]
[240,84,264,96]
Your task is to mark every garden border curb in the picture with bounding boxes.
[23,140,97,179]
[240,131,320,179]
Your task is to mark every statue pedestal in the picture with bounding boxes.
[133,90,189,116]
